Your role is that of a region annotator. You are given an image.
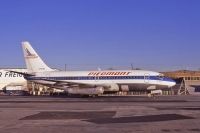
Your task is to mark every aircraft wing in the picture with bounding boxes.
[37,78,96,88]
[7,70,98,89]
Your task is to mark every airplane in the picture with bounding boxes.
[0,69,27,91]
[10,41,176,96]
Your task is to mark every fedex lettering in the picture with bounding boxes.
[88,72,131,76]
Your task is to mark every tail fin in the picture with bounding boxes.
[22,41,53,73]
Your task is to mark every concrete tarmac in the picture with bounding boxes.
[0,96,200,133]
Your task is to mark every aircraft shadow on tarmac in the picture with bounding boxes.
[20,111,116,120]
[84,114,194,124]
[20,111,194,124]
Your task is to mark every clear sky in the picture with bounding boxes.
[0,0,200,71]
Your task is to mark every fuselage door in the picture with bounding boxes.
[95,75,99,82]
[144,73,150,83]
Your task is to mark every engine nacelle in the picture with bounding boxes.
[147,86,156,90]
[105,84,119,91]
[67,87,104,95]
[151,90,162,95]
[120,85,129,92]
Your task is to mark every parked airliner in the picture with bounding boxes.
[11,42,176,96]
[0,69,26,90]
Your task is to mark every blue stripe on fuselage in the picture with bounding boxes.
[26,76,175,83]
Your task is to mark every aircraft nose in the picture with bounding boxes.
[169,79,176,87]
[171,81,176,87]
[163,77,176,87]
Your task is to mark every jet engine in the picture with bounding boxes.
[105,84,119,91]
[120,85,129,92]
[67,87,104,95]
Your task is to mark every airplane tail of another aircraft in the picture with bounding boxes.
[22,41,54,73]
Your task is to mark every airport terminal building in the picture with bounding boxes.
[163,70,200,95]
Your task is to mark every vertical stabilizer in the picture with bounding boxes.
[22,41,53,73]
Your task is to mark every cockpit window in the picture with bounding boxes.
[157,74,164,80]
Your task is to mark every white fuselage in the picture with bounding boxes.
[19,42,177,95]
[26,70,176,91]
